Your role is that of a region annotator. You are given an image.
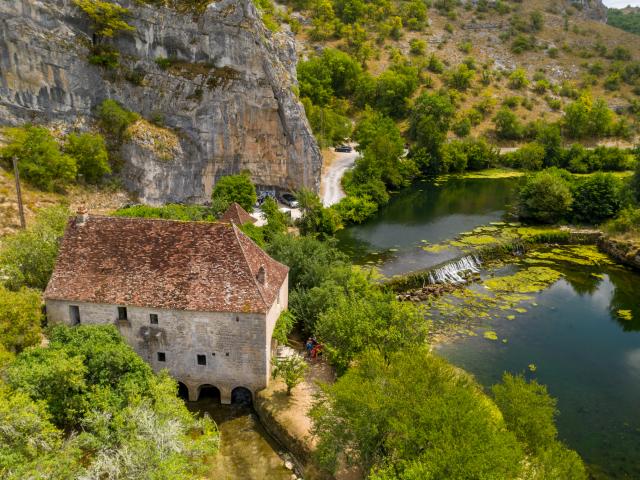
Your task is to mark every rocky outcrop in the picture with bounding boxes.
[0,0,321,204]
[598,237,640,271]
[571,0,608,23]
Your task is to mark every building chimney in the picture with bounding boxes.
[76,206,88,226]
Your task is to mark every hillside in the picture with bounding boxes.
[608,6,640,35]
[283,0,640,145]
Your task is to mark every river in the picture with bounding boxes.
[338,175,640,479]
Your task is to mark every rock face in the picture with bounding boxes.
[598,237,640,271]
[571,0,608,22]
[0,0,321,204]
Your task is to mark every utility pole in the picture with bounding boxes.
[12,156,26,229]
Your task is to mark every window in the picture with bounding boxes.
[236,316,239,322]
[118,306,128,321]
[150,314,158,325]
[69,305,80,325]
[212,352,216,356]
[197,354,206,365]
[225,352,229,357]
[157,352,166,362]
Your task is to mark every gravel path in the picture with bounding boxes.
[321,149,359,207]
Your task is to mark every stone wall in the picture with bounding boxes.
[598,237,640,271]
[45,277,288,403]
[0,0,321,204]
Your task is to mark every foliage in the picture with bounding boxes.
[272,354,308,395]
[273,310,296,345]
[64,132,111,184]
[0,126,77,191]
[211,172,257,212]
[301,98,352,147]
[409,91,456,169]
[518,169,573,223]
[73,0,135,38]
[298,48,362,105]
[608,8,640,35]
[0,287,42,354]
[114,203,216,221]
[563,95,614,139]
[604,207,640,236]
[311,347,524,478]
[572,173,622,224]
[0,206,69,291]
[494,107,524,140]
[314,290,428,372]
[508,68,529,89]
[296,189,343,238]
[97,99,140,138]
[445,64,474,91]
[261,196,288,241]
[492,373,587,479]
[503,142,546,171]
[2,325,219,478]
[332,195,378,223]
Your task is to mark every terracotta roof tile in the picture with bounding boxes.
[44,216,288,314]
[220,202,256,225]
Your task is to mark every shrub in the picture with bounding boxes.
[97,99,140,138]
[572,173,622,224]
[211,172,257,212]
[272,354,308,395]
[333,195,378,223]
[509,142,546,171]
[113,204,215,221]
[73,0,135,38]
[446,64,475,91]
[519,169,573,223]
[494,108,524,140]
[0,286,43,353]
[604,207,640,235]
[508,68,529,89]
[0,126,76,191]
[64,132,111,184]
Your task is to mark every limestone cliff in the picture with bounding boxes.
[0,0,321,204]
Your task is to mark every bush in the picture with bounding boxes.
[508,68,529,89]
[572,173,622,224]
[563,95,613,139]
[507,142,546,171]
[0,286,43,353]
[519,169,573,223]
[333,195,378,223]
[64,132,111,184]
[0,126,77,191]
[211,172,257,212]
[97,99,140,138]
[0,206,69,291]
[272,354,308,395]
[604,207,640,235]
[494,108,524,140]
[113,204,215,221]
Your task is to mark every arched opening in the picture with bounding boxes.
[231,386,253,407]
[197,384,221,403]
[177,382,190,400]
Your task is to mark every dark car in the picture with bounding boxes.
[335,145,353,153]
[280,193,299,208]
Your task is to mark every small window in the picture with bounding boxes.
[197,354,207,365]
[212,352,216,356]
[69,305,81,325]
[236,316,239,322]
[225,352,229,357]
[118,306,128,321]
[150,314,158,325]
[157,352,166,362]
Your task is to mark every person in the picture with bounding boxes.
[311,343,323,360]
[305,338,314,358]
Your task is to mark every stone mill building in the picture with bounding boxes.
[43,211,289,404]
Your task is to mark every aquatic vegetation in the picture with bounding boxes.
[421,243,450,253]
[484,331,498,340]
[617,310,633,321]
[484,267,563,293]
[457,235,502,246]
[507,315,516,320]
[528,364,537,372]
[527,246,613,267]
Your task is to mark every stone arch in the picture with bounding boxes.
[231,386,253,406]
[177,381,190,400]
[197,384,221,403]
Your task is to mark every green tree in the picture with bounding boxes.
[296,188,343,238]
[0,287,42,353]
[314,291,428,372]
[261,196,288,240]
[211,172,257,212]
[272,354,308,395]
[0,126,77,191]
[311,348,524,477]
[518,169,573,223]
[494,107,524,140]
[64,132,111,184]
[409,91,456,158]
[446,64,475,91]
[564,95,614,139]
[298,48,362,105]
[97,99,140,138]
[0,206,69,291]
[572,173,622,224]
[508,68,530,89]
[73,0,135,38]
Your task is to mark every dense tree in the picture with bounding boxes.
[3,325,219,478]
[0,287,42,354]
[572,173,622,224]
[296,189,343,238]
[409,91,456,165]
[494,107,524,140]
[211,172,257,212]
[64,132,111,184]
[311,348,524,478]
[518,169,573,223]
[298,48,362,105]
[0,206,69,291]
[563,95,614,139]
[0,126,76,191]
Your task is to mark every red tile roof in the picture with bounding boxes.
[220,202,256,225]
[44,216,288,314]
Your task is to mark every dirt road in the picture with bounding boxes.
[321,149,359,207]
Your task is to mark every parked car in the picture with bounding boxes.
[335,145,353,153]
[280,192,299,208]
